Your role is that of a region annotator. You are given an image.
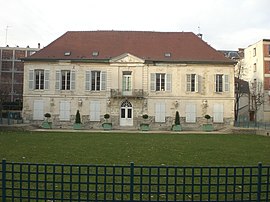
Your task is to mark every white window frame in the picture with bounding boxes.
[155,103,166,122]
[214,74,229,92]
[150,73,172,92]
[186,74,199,92]
[85,71,106,91]
[90,101,100,121]
[29,69,49,90]
[56,70,75,90]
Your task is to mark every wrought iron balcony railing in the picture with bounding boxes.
[110,89,145,98]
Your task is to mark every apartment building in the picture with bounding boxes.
[0,46,40,102]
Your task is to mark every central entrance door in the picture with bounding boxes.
[120,100,133,126]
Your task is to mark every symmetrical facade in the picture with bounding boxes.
[0,46,40,102]
[23,31,235,130]
[242,39,270,121]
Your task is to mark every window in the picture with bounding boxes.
[213,103,224,123]
[253,48,256,56]
[33,100,44,120]
[56,70,75,90]
[29,69,49,90]
[268,45,270,55]
[59,101,70,121]
[85,71,106,91]
[155,103,166,122]
[150,73,171,91]
[90,101,100,121]
[186,74,199,92]
[215,74,229,92]
[253,63,257,72]
[185,103,196,123]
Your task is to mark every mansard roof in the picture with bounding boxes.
[28,31,233,64]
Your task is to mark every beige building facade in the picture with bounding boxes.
[23,31,235,130]
[242,39,270,121]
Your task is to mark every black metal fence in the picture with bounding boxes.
[1,160,270,201]
[234,121,270,130]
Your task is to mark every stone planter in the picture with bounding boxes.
[102,122,112,130]
[203,124,214,132]
[41,121,52,129]
[73,123,82,130]
[172,124,182,131]
[140,123,150,131]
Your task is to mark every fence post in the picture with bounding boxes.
[130,162,134,202]
[2,159,6,202]
[257,162,262,202]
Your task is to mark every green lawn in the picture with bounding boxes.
[0,130,270,166]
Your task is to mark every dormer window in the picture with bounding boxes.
[164,52,171,57]
[92,51,99,57]
[64,52,71,56]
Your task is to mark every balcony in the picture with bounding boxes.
[110,89,145,98]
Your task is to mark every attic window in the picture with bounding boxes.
[92,51,99,57]
[164,52,171,57]
[64,52,71,56]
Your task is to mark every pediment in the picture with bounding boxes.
[110,53,145,64]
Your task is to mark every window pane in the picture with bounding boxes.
[127,108,132,118]
[121,108,125,118]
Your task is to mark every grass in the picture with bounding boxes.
[1,130,270,166]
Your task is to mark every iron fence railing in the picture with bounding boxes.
[234,121,270,130]
[1,160,270,201]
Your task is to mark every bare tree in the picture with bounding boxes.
[249,80,264,122]
[0,78,11,123]
[234,60,249,121]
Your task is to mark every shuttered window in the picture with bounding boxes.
[29,69,49,90]
[215,74,229,92]
[186,74,199,92]
[185,103,196,123]
[56,70,75,90]
[33,100,44,120]
[90,101,100,121]
[150,73,172,92]
[213,103,224,123]
[155,103,166,122]
[85,71,106,91]
[59,101,70,121]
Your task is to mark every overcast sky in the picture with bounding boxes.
[0,0,269,50]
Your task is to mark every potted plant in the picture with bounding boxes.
[73,110,82,130]
[42,113,52,129]
[203,114,213,131]
[140,114,150,131]
[102,113,112,130]
[172,111,182,131]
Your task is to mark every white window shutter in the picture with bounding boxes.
[213,103,224,123]
[59,101,70,121]
[90,101,100,121]
[195,74,199,92]
[224,75,229,92]
[185,103,196,123]
[150,73,156,91]
[155,103,165,122]
[44,70,49,90]
[55,70,60,90]
[101,71,107,91]
[33,100,44,120]
[85,71,90,91]
[186,74,191,92]
[71,71,75,90]
[166,74,172,91]
[214,75,217,92]
[29,70,34,90]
